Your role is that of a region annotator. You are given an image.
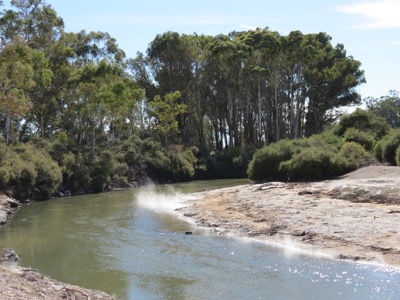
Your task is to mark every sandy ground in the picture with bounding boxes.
[176,166,400,268]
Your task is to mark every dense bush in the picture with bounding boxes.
[202,147,252,180]
[335,142,376,173]
[90,150,115,193]
[279,147,338,181]
[117,135,203,183]
[247,139,295,181]
[343,128,375,151]
[375,129,400,165]
[334,108,391,140]
[0,143,62,200]
[396,146,400,167]
[247,130,378,182]
[60,153,91,193]
[167,145,199,181]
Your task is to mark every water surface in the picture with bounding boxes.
[1,180,399,299]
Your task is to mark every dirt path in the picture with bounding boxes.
[176,166,400,268]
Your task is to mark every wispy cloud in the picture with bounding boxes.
[336,0,400,29]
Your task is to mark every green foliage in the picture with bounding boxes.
[343,128,375,151]
[61,153,91,194]
[335,142,376,173]
[90,150,115,193]
[247,140,294,181]
[149,91,186,145]
[334,108,390,140]
[375,129,400,165]
[116,135,202,183]
[396,146,400,167]
[0,4,385,198]
[365,91,400,128]
[247,132,376,182]
[279,147,338,181]
[0,142,62,200]
[202,147,252,179]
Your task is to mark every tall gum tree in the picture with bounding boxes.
[0,39,35,144]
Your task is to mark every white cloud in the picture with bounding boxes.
[336,0,400,29]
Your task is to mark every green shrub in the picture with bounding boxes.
[203,147,252,180]
[112,162,130,187]
[343,128,375,151]
[13,143,62,200]
[90,150,115,193]
[279,147,337,181]
[61,153,91,193]
[373,137,387,162]
[334,108,390,140]
[335,142,376,173]
[381,129,400,165]
[309,131,344,149]
[396,146,400,166]
[247,139,294,181]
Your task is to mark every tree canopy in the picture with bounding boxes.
[0,1,375,199]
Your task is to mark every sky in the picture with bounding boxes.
[4,0,400,100]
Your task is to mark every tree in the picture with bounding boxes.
[365,90,400,128]
[149,91,186,146]
[303,36,366,136]
[0,39,36,144]
[334,108,390,140]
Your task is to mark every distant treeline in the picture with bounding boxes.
[0,1,397,200]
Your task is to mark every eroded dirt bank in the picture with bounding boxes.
[176,166,400,268]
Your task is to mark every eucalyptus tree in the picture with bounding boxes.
[0,0,65,138]
[239,28,283,144]
[61,59,138,152]
[302,34,365,136]
[0,39,35,144]
[203,33,250,149]
[365,90,400,129]
[145,31,206,145]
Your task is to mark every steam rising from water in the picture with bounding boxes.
[135,184,191,213]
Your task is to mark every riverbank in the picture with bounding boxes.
[0,193,115,300]
[176,166,400,268]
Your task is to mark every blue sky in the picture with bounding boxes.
[5,0,400,100]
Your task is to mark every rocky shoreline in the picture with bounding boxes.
[0,193,115,300]
[176,166,400,269]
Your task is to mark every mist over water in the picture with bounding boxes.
[135,184,186,213]
[1,180,400,299]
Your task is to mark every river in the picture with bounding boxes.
[1,179,399,299]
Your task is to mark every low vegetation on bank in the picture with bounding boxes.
[248,107,400,182]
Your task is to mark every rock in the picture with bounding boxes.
[0,211,7,225]
[6,197,19,208]
[0,248,20,264]
[290,230,306,237]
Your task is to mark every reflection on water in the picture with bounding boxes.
[1,180,400,300]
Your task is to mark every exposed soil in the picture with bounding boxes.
[176,166,400,268]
